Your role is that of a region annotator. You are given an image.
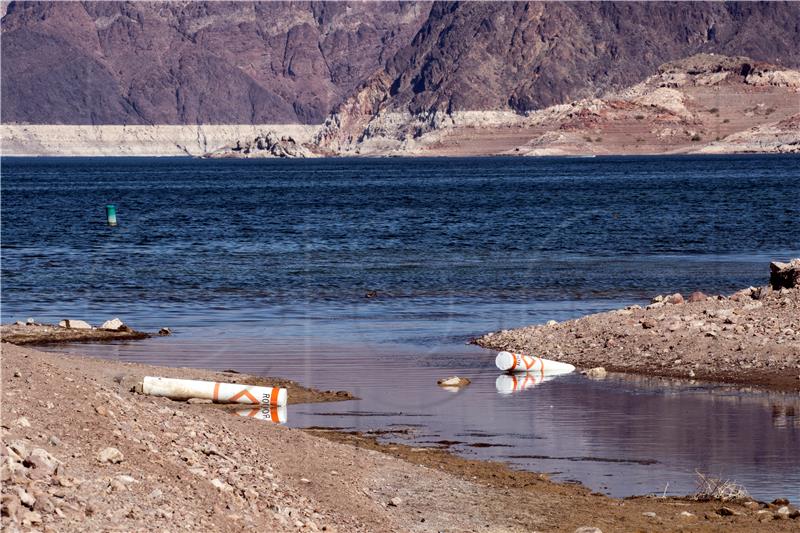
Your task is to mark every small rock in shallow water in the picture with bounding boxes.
[582,367,607,379]
[158,327,171,336]
[437,376,471,388]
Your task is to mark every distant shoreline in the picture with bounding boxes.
[3,121,798,158]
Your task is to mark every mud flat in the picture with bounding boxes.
[474,266,800,392]
[3,343,799,532]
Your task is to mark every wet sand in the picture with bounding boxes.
[474,283,800,392]
[2,343,798,532]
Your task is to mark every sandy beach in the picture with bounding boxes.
[2,338,799,532]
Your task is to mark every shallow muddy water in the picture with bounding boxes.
[3,155,799,499]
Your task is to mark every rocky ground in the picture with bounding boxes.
[3,343,799,532]
[0,322,151,346]
[475,261,800,391]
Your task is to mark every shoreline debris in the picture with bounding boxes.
[141,376,288,406]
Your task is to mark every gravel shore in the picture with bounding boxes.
[474,283,800,391]
[2,343,799,532]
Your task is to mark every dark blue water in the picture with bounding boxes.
[2,155,799,499]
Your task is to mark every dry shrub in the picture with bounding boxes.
[693,470,749,501]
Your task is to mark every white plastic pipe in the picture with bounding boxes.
[496,373,548,394]
[495,351,576,374]
[235,405,287,424]
[142,376,287,406]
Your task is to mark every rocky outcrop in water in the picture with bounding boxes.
[205,131,316,158]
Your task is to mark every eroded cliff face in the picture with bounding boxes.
[382,1,800,117]
[2,1,799,157]
[0,1,432,124]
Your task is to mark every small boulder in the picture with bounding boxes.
[97,447,124,464]
[666,293,684,305]
[688,291,708,303]
[100,318,124,331]
[58,319,92,330]
[26,317,35,325]
[24,448,60,479]
[158,327,172,336]
[546,319,558,326]
[770,259,800,290]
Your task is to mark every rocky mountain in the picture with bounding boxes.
[0,1,431,124]
[2,1,799,149]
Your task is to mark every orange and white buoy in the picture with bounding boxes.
[142,376,287,406]
[495,351,576,375]
[235,404,287,424]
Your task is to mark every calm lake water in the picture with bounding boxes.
[2,155,799,499]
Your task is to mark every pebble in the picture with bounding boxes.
[574,528,603,533]
[642,511,657,518]
[14,416,31,427]
[679,511,695,518]
[211,478,233,492]
[641,319,656,329]
[97,447,124,464]
[300,478,311,484]
[546,320,558,326]
[716,506,740,516]
[26,317,35,325]
[389,497,402,507]
[16,487,36,507]
[149,488,163,499]
[13,370,22,377]
[186,398,213,404]
[48,436,61,446]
